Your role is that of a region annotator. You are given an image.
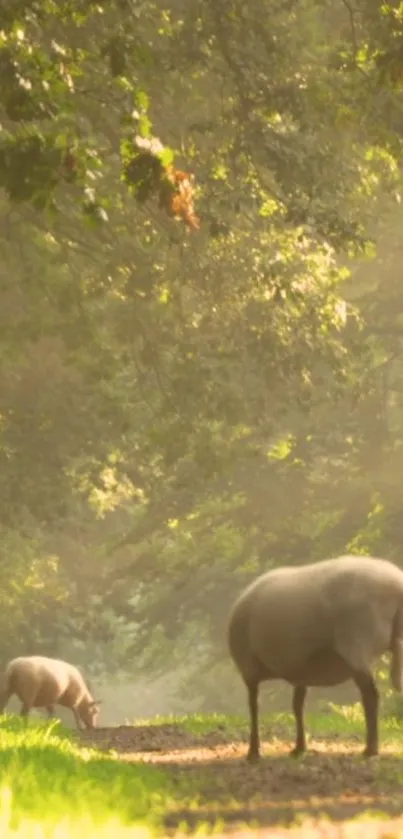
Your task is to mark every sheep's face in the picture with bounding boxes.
[80,699,100,729]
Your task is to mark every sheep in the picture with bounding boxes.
[228,554,403,761]
[0,655,101,729]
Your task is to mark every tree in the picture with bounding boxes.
[1,0,403,704]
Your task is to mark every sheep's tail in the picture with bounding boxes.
[390,604,403,692]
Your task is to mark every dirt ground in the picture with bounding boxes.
[78,724,403,837]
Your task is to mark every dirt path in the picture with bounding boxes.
[78,725,403,837]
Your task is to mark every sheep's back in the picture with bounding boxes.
[7,657,72,705]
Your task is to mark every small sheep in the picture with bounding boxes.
[0,655,101,729]
[228,555,403,760]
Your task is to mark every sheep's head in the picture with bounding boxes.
[79,698,101,729]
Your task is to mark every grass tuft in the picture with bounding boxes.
[0,715,172,837]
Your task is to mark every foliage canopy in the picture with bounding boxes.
[2,0,403,705]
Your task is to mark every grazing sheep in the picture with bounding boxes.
[228,555,403,760]
[0,655,101,729]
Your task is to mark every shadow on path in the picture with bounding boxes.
[78,727,403,833]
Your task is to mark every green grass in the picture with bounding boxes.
[0,715,173,839]
[1,707,403,838]
[132,704,403,741]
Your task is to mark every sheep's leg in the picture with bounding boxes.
[20,703,31,721]
[73,708,83,730]
[246,681,260,762]
[352,670,379,757]
[0,689,11,714]
[46,705,55,719]
[290,685,307,756]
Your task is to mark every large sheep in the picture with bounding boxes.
[228,555,403,760]
[0,655,101,729]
